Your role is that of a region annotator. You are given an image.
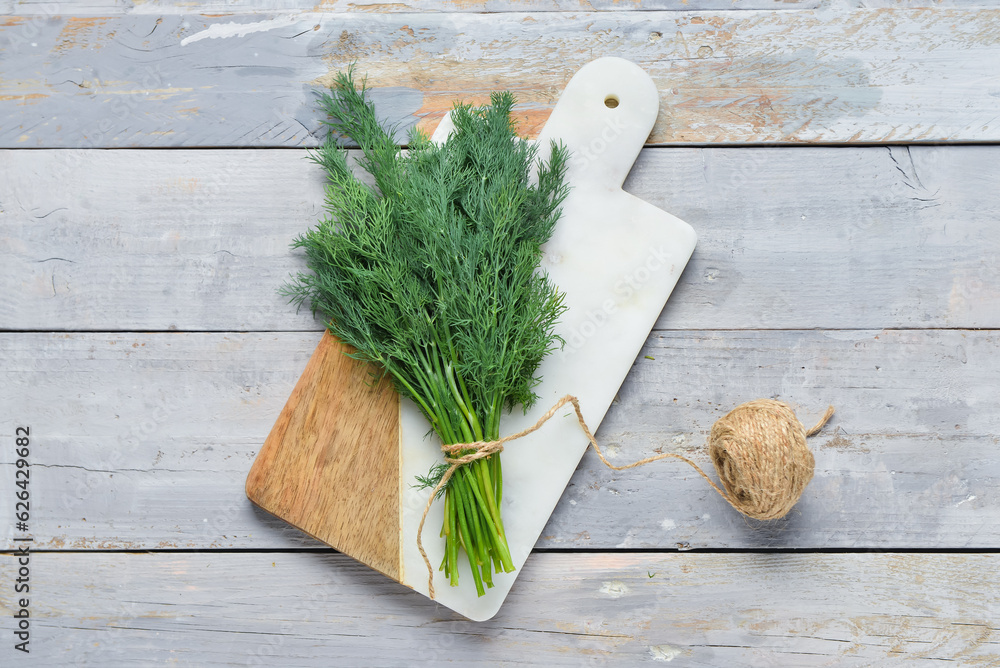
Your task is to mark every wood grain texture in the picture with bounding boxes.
[0,0,822,16]
[3,146,997,331]
[1,329,997,551]
[1,0,996,660]
[4,9,1000,147]
[7,0,994,15]
[1,550,998,665]
[246,331,400,580]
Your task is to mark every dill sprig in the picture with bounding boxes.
[283,68,569,595]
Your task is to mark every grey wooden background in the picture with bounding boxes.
[2,1,1000,666]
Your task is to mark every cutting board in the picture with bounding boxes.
[247,57,698,621]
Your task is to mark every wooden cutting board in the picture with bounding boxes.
[247,57,698,621]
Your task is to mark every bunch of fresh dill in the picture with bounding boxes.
[283,69,569,596]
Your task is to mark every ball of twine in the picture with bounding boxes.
[708,399,833,520]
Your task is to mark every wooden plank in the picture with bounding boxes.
[246,331,401,581]
[3,146,998,332]
[1,551,997,665]
[1,329,997,551]
[4,9,1000,147]
[9,0,995,15]
[0,0,821,16]
[8,0,995,15]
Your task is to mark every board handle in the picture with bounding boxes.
[430,57,658,190]
[536,57,660,189]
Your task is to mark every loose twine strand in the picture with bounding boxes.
[417,394,835,599]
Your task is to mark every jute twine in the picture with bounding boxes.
[417,395,834,598]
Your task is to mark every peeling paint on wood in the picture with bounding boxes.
[0,1,823,19]
[1,1,997,659]
[3,9,1000,146]
[2,146,997,331]
[0,329,997,551]
[0,551,997,665]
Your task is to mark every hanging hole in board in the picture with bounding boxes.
[604,95,620,109]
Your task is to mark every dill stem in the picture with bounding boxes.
[440,491,450,539]
[459,476,487,571]
[447,489,458,583]
[476,508,494,589]
[474,457,502,534]
[462,466,515,573]
[451,482,484,597]
[445,363,480,442]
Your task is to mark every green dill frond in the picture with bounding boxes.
[283,69,571,595]
[413,462,452,498]
[286,69,569,433]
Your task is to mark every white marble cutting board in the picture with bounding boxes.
[399,57,697,621]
